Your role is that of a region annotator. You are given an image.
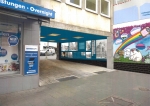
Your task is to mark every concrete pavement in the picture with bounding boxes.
[39,60,115,86]
[0,70,150,106]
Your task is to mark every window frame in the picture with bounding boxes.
[85,0,98,14]
[100,0,110,18]
[66,0,82,9]
[0,21,22,76]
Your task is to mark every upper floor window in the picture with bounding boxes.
[66,0,82,8]
[85,0,98,13]
[101,0,110,17]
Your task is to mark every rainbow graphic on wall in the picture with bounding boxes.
[115,27,150,54]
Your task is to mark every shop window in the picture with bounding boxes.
[101,0,110,17]
[66,0,82,8]
[85,0,98,13]
[0,22,21,75]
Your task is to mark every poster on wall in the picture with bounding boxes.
[81,52,86,56]
[86,40,91,51]
[113,23,150,64]
[68,52,73,58]
[24,45,38,75]
[69,42,78,51]
[61,43,69,51]
[96,39,107,59]
[92,40,95,56]
[61,52,68,57]
[0,22,20,75]
[86,52,91,59]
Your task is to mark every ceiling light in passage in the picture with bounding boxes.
[73,36,83,39]
[49,40,55,42]
[49,33,60,36]
[60,38,67,40]
[40,36,45,38]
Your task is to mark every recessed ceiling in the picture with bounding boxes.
[40,26,107,43]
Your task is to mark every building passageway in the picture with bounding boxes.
[39,59,115,86]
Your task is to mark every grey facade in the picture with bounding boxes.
[0,13,40,94]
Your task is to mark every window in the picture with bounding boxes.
[85,0,98,13]
[66,0,82,8]
[101,0,110,17]
[0,22,21,75]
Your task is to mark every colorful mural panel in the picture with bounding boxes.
[113,22,150,64]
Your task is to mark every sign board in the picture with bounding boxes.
[0,0,55,19]
[24,45,38,75]
[8,35,19,46]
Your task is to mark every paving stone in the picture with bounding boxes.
[0,70,150,106]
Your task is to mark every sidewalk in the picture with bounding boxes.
[0,70,150,106]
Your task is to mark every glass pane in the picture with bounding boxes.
[101,0,109,15]
[86,0,96,11]
[70,0,80,5]
[0,22,21,75]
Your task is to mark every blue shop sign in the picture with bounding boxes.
[24,45,38,75]
[0,48,7,57]
[11,54,18,60]
[8,35,19,46]
[0,0,55,19]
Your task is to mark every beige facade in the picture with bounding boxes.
[24,0,112,36]
[24,0,114,69]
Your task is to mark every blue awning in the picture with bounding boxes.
[0,0,55,19]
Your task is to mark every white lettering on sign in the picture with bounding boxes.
[0,0,53,17]
[10,38,17,41]
[0,0,25,9]
[30,7,52,16]
[25,45,38,51]
[0,32,9,36]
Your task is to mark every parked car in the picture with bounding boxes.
[40,48,55,56]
